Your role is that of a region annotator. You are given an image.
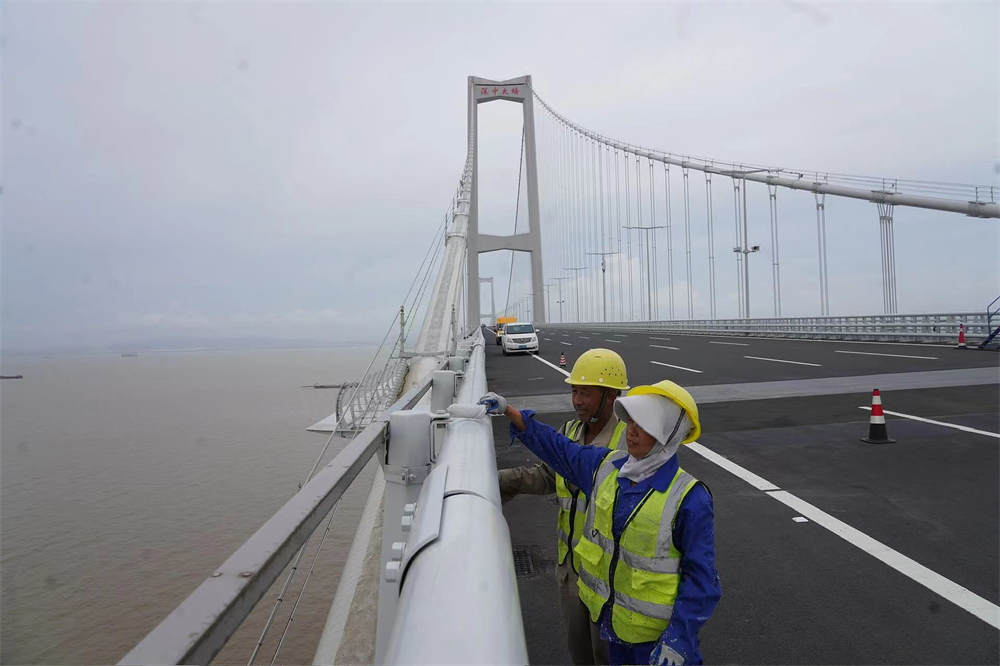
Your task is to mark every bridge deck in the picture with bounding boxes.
[487,326,999,665]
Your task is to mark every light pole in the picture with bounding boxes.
[563,266,587,322]
[586,251,620,322]
[723,169,766,319]
[552,276,571,323]
[543,283,554,322]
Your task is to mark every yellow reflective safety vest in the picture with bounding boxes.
[574,449,702,644]
[555,419,626,571]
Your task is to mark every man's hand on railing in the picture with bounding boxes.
[477,392,507,415]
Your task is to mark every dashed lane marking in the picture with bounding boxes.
[531,353,571,377]
[685,442,1000,630]
[603,339,620,344]
[543,337,552,341]
[559,341,573,346]
[650,360,703,374]
[709,341,749,346]
[859,406,1000,438]
[837,350,939,360]
[650,344,680,350]
[744,355,822,367]
[650,337,672,341]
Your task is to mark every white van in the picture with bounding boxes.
[501,322,539,355]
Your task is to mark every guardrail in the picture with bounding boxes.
[545,312,989,344]
[118,364,443,665]
[376,328,527,664]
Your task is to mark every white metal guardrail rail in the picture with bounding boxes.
[546,312,991,344]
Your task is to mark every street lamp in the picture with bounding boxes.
[552,276,571,323]
[585,251,620,322]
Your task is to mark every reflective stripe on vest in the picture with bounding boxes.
[555,420,626,569]
[574,451,701,644]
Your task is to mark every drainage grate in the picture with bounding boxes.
[512,546,535,577]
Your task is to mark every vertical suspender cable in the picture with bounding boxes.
[682,166,693,319]
[733,178,745,318]
[598,141,607,322]
[664,164,674,320]
[767,181,781,316]
[815,191,829,315]
[615,148,625,321]
[635,155,646,320]
[649,159,658,320]
[705,171,717,319]
[624,150,634,320]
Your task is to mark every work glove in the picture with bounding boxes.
[649,640,685,666]
[477,392,507,415]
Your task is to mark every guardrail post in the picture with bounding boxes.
[431,370,457,414]
[377,409,433,661]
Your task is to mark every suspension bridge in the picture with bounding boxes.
[121,75,999,665]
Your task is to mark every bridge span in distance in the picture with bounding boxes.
[488,325,999,665]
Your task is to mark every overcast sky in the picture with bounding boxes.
[3,1,997,352]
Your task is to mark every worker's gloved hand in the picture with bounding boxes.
[649,641,685,666]
[477,392,507,415]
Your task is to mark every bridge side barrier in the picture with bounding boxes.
[378,328,528,665]
[546,312,989,343]
[118,364,444,666]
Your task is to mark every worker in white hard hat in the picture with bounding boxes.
[480,380,721,666]
[497,348,629,665]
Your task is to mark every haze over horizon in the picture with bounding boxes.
[3,1,998,353]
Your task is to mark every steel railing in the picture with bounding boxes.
[544,312,990,344]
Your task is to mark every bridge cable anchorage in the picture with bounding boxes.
[768,179,782,317]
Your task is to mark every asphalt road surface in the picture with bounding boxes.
[486,325,999,665]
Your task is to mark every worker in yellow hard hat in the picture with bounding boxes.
[480,380,721,666]
[497,348,629,665]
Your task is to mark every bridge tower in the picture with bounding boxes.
[467,75,546,326]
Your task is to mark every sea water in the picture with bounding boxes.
[1,347,379,664]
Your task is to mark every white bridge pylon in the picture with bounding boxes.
[467,75,546,326]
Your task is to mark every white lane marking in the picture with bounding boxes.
[603,339,620,344]
[543,337,552,341]
[559,341,573,346]
[792,516,809,523]
[650,344,680,350]
[531,352,570,377]
[836,350,938,360]
[578,336,590,339]
[686,442,779,490]
[650,337,672,341]
[650,360,703,374]
[859,407,1000,439]
[709,341,749,346]
[766,489,1000,630]
[684,441,1000,630]
[744,355,822,367]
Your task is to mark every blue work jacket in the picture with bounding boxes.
[511,410,721,665]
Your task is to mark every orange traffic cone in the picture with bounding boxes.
[861,388,895,444]
[559,353,567,368]
[956,324,967,349]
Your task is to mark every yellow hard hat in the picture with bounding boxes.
[563,348,629,390]
[626,380,701,444]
